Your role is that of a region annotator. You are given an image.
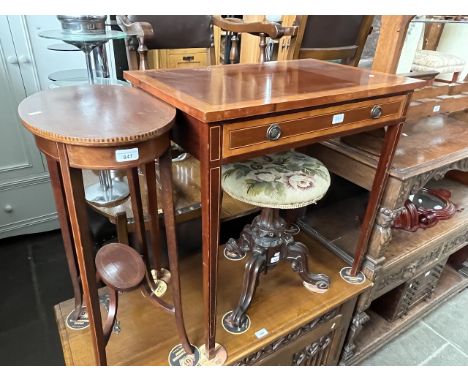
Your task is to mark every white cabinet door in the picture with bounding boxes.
[0,16,46,182]
[0,16,58,238]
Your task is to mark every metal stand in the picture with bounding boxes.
[75,41,130,206]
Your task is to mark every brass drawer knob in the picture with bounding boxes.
[266,123,282,141]
[4,204,13,213]
[371,105,383,119]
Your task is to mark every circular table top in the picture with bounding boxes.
[18,85,176,146]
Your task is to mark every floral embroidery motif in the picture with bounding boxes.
[222,151,330,208]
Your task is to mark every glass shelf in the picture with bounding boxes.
[38,29,127,42]
[47,43,81,52]
[48,69,89,82]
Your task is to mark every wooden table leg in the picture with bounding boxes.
[57,144,107,365]
[46,156,83,321]
[116,211,129,245]
[144,160,163,274]
[200,154,222,359]
[159,149,193,354]
[351,122,404,275]
[127,167,149,266]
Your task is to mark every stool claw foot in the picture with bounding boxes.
[286,241,330,290]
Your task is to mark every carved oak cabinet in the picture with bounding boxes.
[54,234,371,365]
[301,81,468,364]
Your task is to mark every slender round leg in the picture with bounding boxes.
[159,149,194,355]
[143,160,163,275]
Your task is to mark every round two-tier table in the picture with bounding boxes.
[18,85,191,365]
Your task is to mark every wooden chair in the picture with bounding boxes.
[286,16,374,66]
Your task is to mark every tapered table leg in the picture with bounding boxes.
[200,156,222,359]
[351,122,404,275]
[57,144,107,365]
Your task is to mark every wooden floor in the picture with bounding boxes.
[54,234,370,365]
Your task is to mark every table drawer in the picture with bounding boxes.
[222,95,407,158]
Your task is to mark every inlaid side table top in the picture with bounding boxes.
[18,85,175,146]
[124,59,422,123]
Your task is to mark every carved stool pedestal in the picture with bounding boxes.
[221,151,332,334]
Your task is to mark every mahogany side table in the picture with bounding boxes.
[18,85,191,365]
[124,59,424,359]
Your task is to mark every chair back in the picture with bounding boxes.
[292,16,374,66]
[127,15,213,50]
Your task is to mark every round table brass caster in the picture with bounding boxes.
[222,310,251,335]
[168,343,201,366]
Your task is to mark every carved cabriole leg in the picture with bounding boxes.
[340,311,370,363]
[57,144,107,365]
[226,253,266,329]
[45,156,83,322]
[285,242,329,289]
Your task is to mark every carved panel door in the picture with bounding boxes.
[255,312,344,366]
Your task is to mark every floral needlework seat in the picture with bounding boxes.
[221,151,331,209]
[220,151,331,335]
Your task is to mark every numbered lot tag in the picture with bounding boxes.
[115,148,139,162]
[270,252,280,264]
[332,113,345,124]
[433,105,441,112]
[255,328,269,339]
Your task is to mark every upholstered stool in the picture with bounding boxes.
[221,151,331,333]
[412,49,466,83]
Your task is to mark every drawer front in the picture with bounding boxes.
[167,51,208,69]
[222,95,407,158]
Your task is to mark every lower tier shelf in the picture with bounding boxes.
[83,156,259,225]
[342,264,468,365]
[54,234,371,365]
